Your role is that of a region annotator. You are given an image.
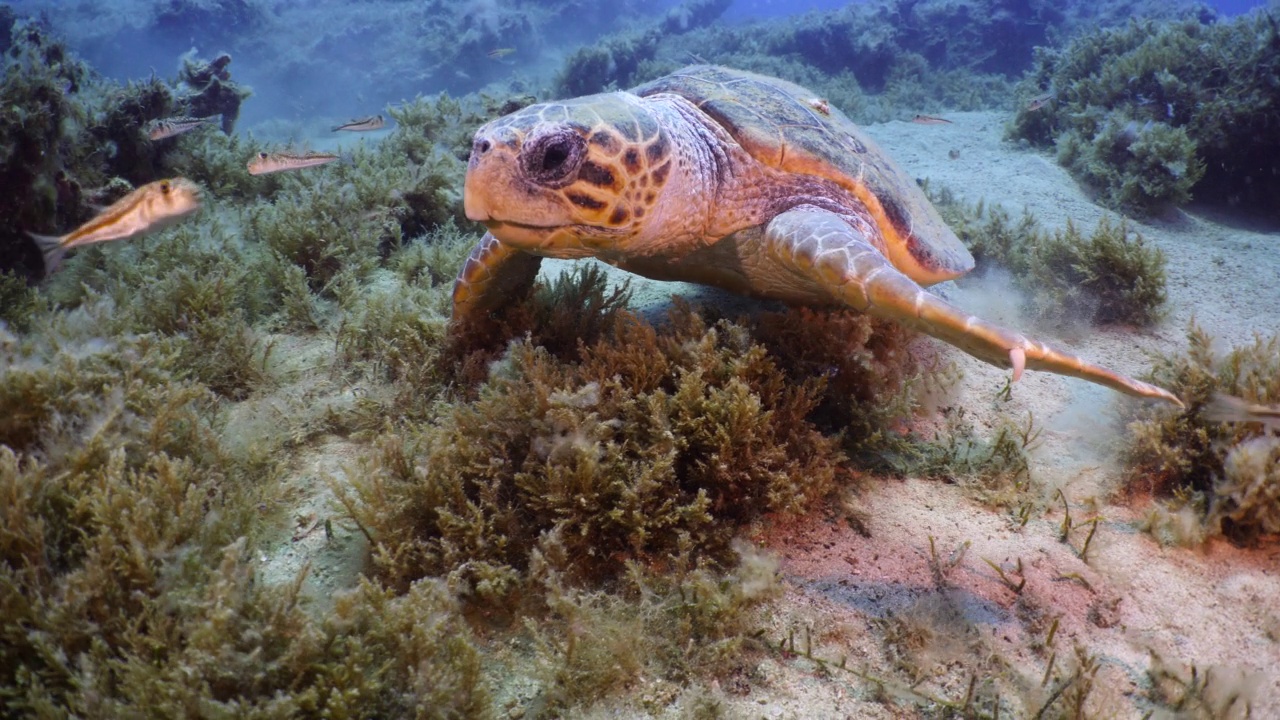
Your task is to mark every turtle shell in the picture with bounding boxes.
[631,65,974,285]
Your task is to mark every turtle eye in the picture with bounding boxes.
[521,128,585,188]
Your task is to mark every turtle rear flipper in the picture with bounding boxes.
[764,206,1183,407]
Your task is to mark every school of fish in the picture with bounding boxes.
[25,100,392,272]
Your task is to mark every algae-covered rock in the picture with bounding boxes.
[176,51,250,134]
[1056,116,1204,214]
[1009,15,1280,216]
[555,0,731,97]
[0,19,97,280]
[0,23,252,281]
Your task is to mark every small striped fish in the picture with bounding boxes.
[147,115,217,141]
[331,115,385,132]
[1204,393,1280,432]
[1026,93,1055,112]
[911,114,953,125]
[26,178,202,274]
[247,151,342,176]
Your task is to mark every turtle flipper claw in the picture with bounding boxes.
[1010,347,1026,382]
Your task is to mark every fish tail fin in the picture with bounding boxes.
[26,231,69,276]
[1203,393,1252,423]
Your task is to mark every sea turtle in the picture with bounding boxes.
[453,65,1181,406]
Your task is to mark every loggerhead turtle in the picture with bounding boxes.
[454,65,1181,406]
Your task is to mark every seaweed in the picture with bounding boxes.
[0,331,222,468]
[239,137,461,300]
[553,0,730,97]
[92,76,178,184]
[1125,323,1280,542]
[31,211,282,401]
[933,188,1167,327]
[128,262,270,400]
[1,450,489,717]
[333,228,471,421]
[0,318,261,708]
[1055,115,1203,214]
[550,0,1019,121]
[1213,436,1280,543]
[758,0,1059,90]
[244,179,380,297]
[1143,648,1260,718]
[385,92,475,164]
[891,408,1039,507]
[336,288,845,598]
[1008,15,1280,216]
[0,270,43,333]
[522,538,777,714]
[0,24,260,281]
[155,115,279,200]
[442,262,636,391]
[85,570,490,718]
[743,306,922,461]
[0,288,491,717]
[933,188,1038,277]
[1025,217,1167,326]
[878,592,982,683]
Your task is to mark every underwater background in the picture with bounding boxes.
[2,0,1280,717]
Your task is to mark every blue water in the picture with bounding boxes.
[7,0,1276,132]
[705,0,1270,20]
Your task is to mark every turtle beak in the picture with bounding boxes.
[463,186,491,223]
[464,134,500,222]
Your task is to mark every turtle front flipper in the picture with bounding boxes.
[450,232,543,329]
[765,207,1183,406]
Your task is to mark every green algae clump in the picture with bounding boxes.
[1126,324,1280,543]
[339,293,845,599]
[1008,15,1280,216]
[934,188,1167,327]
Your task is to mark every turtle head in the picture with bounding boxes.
[465,92,675,256]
